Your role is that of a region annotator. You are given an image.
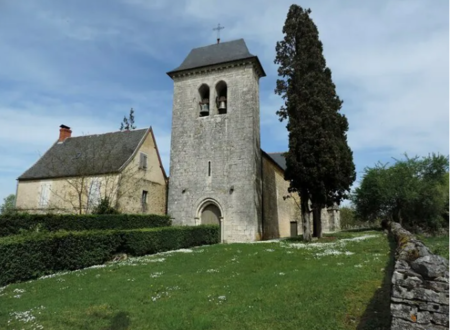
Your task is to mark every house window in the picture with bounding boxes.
[87,179,101,210]
[139,153,148,170]
[142,190,148,212]
[39,182,51,208]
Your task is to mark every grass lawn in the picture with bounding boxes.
[0,230,393,330]
[417,234,449,259]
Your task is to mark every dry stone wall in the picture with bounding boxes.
[389,222,449,330]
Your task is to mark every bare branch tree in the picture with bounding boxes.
[41,131,148,214]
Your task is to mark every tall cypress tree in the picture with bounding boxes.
[275,5,355,241]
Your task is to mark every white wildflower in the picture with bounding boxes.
[315,249,343,257]
[150,272,163,278]
[170,248,193,253]
[39,272,68,280]
[247,238,283,244]
[340,234,378,242]
[85,264,106,270]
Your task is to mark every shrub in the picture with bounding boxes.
[91,197,120,214]
[121,225,219,255]
[0,225,219,286]
[0,213,171,237]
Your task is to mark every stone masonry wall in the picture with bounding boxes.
[389,222,449,330]
[261,155,300,239]
[167,62,263,242]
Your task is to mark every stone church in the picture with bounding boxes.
[15,38,339,243]
[166,38,339,242]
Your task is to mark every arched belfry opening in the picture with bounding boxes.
[198,84,210,117]
[215,81,227,114]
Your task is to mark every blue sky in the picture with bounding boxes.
[0,0,448,205]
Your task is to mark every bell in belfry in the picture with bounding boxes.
[199,99,209,116]
[218,96,227,114]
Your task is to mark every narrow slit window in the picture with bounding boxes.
[142,190,148,212]
[208,161,211,176]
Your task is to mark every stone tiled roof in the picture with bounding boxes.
[18,128,149,180]
[263,151,287,171]
[167,39,266,76]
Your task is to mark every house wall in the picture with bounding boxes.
[16,175,120,214]
[117,132,167,215]
[262,156,301,239]
[16,180,45,212]
[16,132,167,215]
[261,155,340,239]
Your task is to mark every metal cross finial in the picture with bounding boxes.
[213,23,225,43]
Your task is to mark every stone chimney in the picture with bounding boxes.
[59,125,72,142]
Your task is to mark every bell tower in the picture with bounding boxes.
[167,39,266,242]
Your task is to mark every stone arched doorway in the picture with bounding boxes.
[197,199,223,242]
[201,204,221,225]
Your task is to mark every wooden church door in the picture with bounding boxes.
[201,204,221,225]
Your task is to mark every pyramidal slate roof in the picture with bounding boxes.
[263,151,287,171]
[18,128,150,180]
[167,38,266,76]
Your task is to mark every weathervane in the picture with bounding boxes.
[213,23,225,44]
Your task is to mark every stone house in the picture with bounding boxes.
[166,38,339,242]
[16,125,167,215]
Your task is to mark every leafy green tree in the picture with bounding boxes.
[352,154,449,231]
[274,5,355,241]
[120,108,136,131]
[339,206,355,229]
[0,194,16,214]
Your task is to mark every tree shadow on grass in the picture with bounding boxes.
[355,235,395,330]
[105,311,131,330]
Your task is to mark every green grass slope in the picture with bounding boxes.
[0,230,393,330]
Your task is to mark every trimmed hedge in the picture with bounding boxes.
[0,225,219,286]
[121,226,219,256]
[0,213,171,237]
